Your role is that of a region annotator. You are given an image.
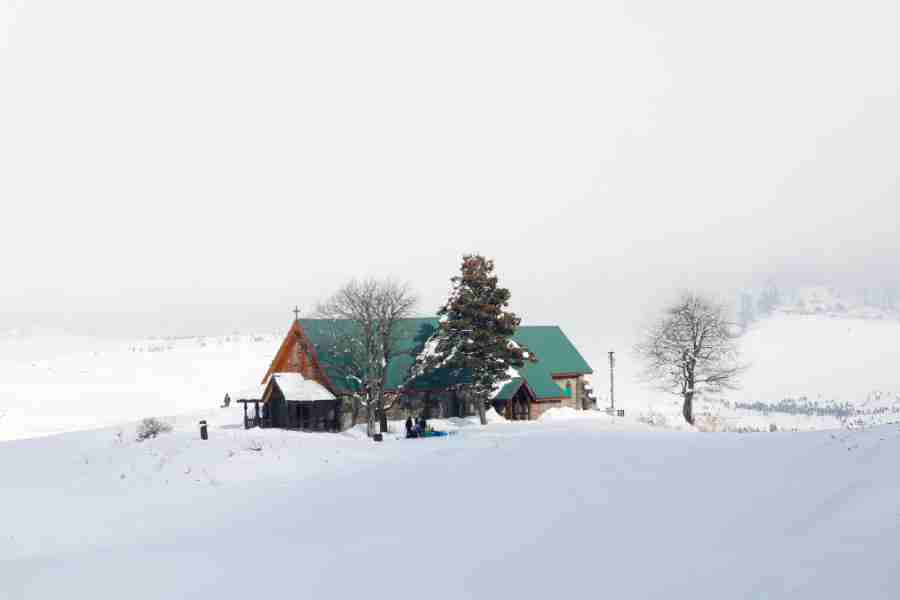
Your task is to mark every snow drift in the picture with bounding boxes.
[1,415,898,599]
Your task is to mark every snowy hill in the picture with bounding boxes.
[728,313,900,420]
[3,304,900,443]
[584,310,900,431]
[0,332,281,441]
[1,413,898,599]
[2,320,899,598]
[780,285,900,320]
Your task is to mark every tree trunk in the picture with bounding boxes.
[351,397,361,427]
[366,402,375,437]
[476,392,488,426]
[373,385,388,434]
[423,391,432,419]
[682,392,694,425]
[379,407,388,435]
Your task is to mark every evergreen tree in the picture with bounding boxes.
[424,254,527,425]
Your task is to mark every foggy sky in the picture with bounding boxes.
[2,1,899,340]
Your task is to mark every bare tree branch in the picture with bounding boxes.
[316,278,418,435]
[635,291,747,424]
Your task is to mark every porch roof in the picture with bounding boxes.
[270,373,336,403]
[233,385,266,402]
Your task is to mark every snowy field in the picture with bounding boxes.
[593,312,900,431]
[0,332,281,441]
[1,410,898,599]
[2,313,900,598]
[3,310,900,442]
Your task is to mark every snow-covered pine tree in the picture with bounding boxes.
[425,254,527,425]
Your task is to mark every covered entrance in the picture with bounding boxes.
[494,380,534,421]
[245,372,341,432]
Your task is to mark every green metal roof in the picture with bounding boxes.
[517,358,568,399]
[299,318,438,394]
[512,326,593,375]
[492,358,568,401]
[297,318,590,396]
[493,378,526,401]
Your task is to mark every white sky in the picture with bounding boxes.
[2,1,899,339]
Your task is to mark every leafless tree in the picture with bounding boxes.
[635,292,746,425]
[316,278,418,436]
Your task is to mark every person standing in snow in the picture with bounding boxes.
[405,416,414,438]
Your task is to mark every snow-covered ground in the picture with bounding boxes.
[1,411,898,599]
[2,315,899,598]
[3,309,900,441]
[0,332,281,441]
[590,312,900,431]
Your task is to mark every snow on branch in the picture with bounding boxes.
[635,292,747,424]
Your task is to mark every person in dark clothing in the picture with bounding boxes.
[405,416,414,438]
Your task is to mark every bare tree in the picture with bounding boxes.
[316,278,418,436]
[636,292,745,425]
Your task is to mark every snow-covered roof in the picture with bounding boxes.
[490,365,522,400]
[233,385,266,401]
[270,373,336,402]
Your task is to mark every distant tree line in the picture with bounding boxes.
[860,286,900,311]
[723,396,900,418]
[738,281,781,330]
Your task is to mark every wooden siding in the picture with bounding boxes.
[262,320,334,393]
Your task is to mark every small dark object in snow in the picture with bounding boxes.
[373,433,383,442]
[199,420,208,440]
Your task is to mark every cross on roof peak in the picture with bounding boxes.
[293,306,301,321]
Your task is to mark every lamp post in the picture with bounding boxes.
[608,351,615,413]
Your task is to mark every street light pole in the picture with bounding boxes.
[608,351,615,413]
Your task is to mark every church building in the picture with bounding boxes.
[253,316,594,429]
